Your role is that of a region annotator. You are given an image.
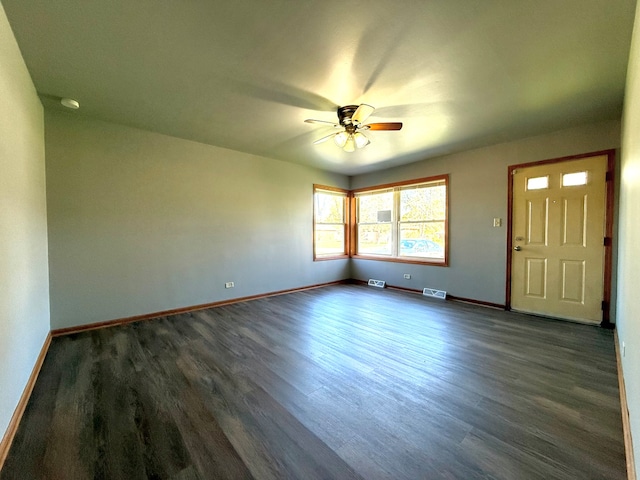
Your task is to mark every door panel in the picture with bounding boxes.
[527,198,549,245]
[561,196,586,246]
[511,155,607,323]
[560,260,584,302]
[525,258,547,297]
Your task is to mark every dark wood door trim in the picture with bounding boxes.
[505,149,616,327]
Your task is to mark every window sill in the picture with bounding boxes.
[351,254,448,267]
[313,254,350,262]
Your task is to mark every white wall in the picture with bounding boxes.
[0,3,50,443]
[350,120,621,306]
[45,111,350,329]
[617,1,640,475]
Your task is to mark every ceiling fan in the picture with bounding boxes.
[305,104,402,152]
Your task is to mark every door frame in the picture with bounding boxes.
[505,149,616,327]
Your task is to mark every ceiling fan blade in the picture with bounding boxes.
[363,122,403,131]
[305,119,340,128]
[351,104,375,125]
[313,132,338,145]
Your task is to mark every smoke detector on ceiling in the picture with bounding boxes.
[60,98,80,109]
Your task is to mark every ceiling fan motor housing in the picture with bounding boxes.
[337,105,360,126]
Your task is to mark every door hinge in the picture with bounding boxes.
[604,237,612,246]
[602,300,609,311]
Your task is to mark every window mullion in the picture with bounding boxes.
[393,188,400,256]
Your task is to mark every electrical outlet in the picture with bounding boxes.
[225,282,234,289]
[403,274,411,279]
[622,341,626,357]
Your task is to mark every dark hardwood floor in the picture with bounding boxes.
[1,284,626,479]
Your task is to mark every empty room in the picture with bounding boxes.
[1,1,639,479]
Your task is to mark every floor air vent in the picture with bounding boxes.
[368,279,386,288]
[423,287,446,299]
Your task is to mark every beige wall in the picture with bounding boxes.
[0,4,50,441]
[45,111,349,329]
[617,1,640,475]
[350,120,621,306]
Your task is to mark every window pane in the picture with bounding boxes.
[358,224,392,255]
[313,186,347,259]
[357,191,393,223]
[400,184,446,221]
[527,176,548,190]
[562,171,587,187]
[315,192,344,223]
[399,222,445,258]
[315,224,345,256]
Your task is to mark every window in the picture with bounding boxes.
[527,176,549,190]
[562,171,588,187]
[355,189,393,255]
[354,175,448,265]
[313,185,348,259]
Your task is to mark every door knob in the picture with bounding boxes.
[514,245,522,251]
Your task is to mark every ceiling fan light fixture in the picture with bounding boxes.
[353,132,370,149]
[343,134,356,153]
[334,131,349,148]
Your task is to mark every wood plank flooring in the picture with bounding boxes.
[1,284,626,479]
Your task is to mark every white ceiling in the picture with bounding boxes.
[3,0,637,175]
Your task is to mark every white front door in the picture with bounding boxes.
[510,154,608,323]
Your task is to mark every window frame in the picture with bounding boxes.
[351,175,449,266]
[313,184,349,261]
